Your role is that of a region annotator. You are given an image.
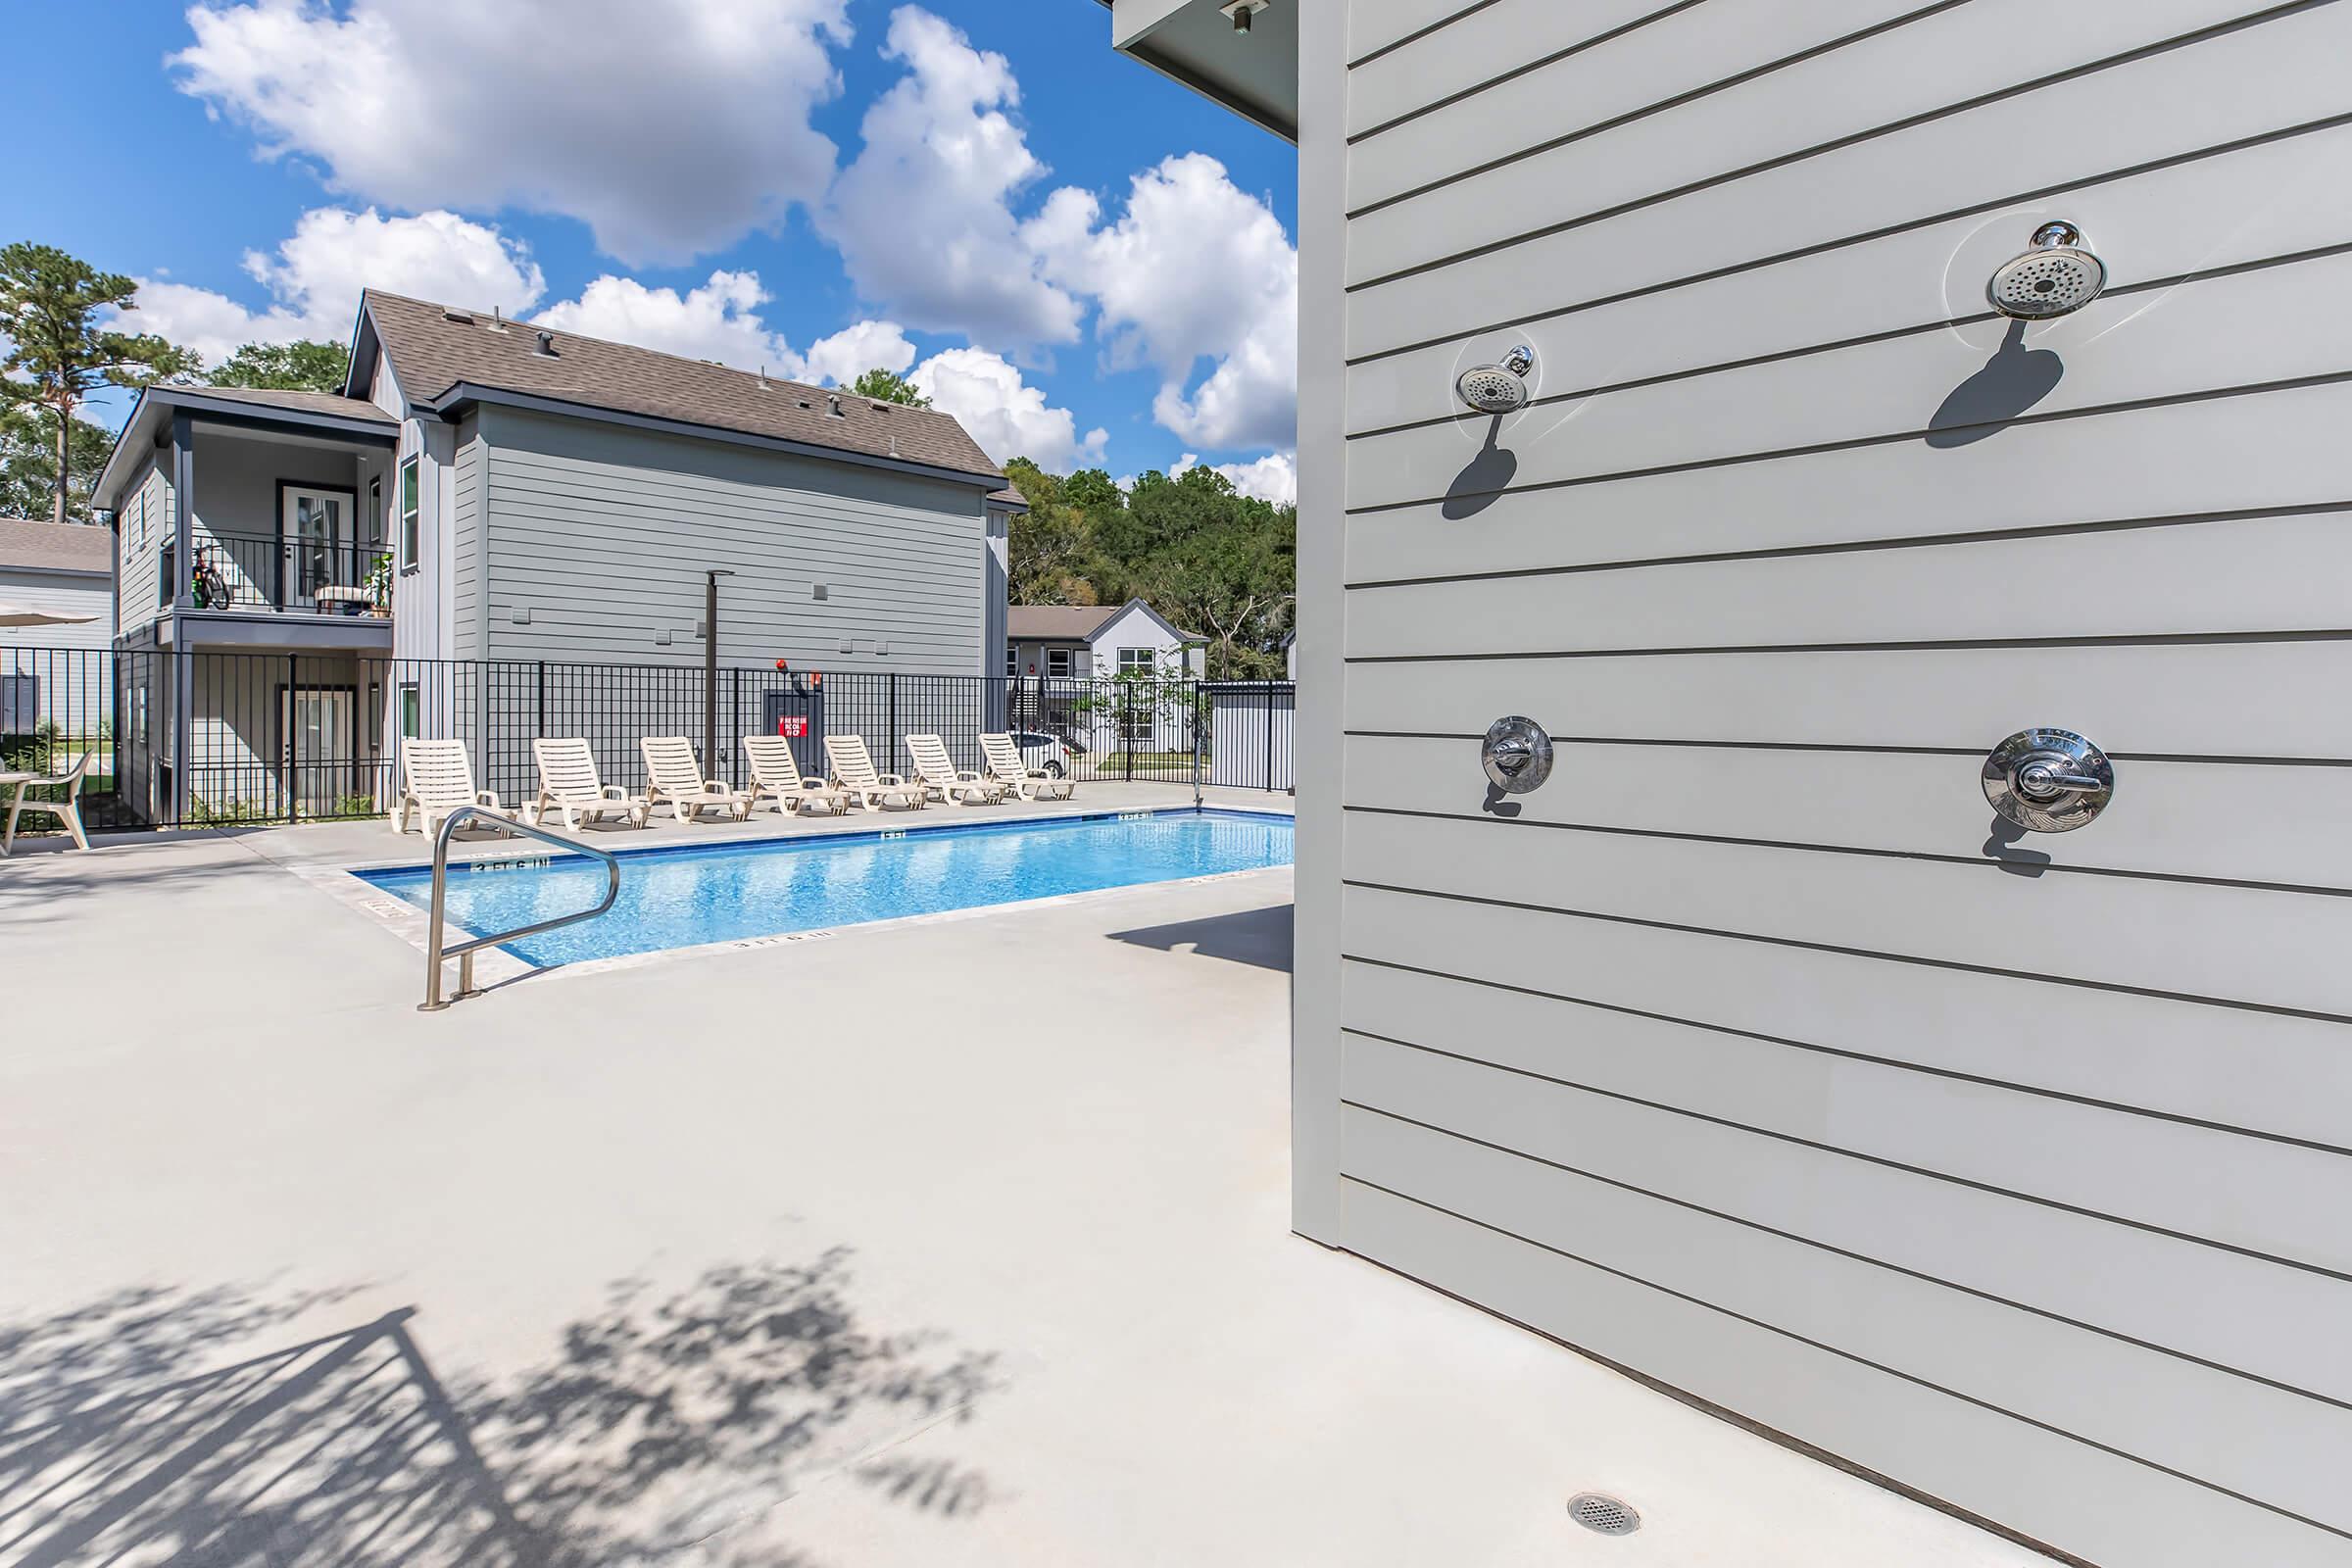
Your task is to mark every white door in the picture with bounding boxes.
[281,486,352,610]
[282,688,353,815]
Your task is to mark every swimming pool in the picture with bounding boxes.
[358,808,1293,966]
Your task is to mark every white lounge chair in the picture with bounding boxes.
[393,738,515,836]
[979,732,1075,802]
[641,737,749,822]
[822,734,925,811]
[905,733,1004,805]
[2,751,94,854]
[531,737,648,831]
[743,735,850,816]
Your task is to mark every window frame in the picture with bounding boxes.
[1004,645,1017,677]
[399,683,421,740]
[1117,647,1155,676]
[1045,647,1072,678]
[397,456,419,572]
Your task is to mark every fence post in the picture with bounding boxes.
[1264,680,1275,793]
[285,652,299,821]
[1192,682,1203,808]
[888,672,900,775]
[730,667,742,785]
[1123,682,1135,783]
[536,660,547,739]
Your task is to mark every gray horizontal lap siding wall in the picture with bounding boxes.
[474,407,987,672]
[1310,2,2352,1565]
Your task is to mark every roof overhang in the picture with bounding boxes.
[423,382,1008,493]
[1097,0,1297,141]
[92,387,400,509]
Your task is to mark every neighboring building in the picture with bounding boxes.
[1005,600,1202,682]
[0,517,114,735]
[1096,5,2350,1566]
[92,290,1014,822]
[1006,599,1204,755]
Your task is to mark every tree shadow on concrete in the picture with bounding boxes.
[0,1251,997,1567]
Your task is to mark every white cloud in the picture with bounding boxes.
[1170,450,1298,506]
[535,270,797,375]
[533,271,912,389]
[172,0,852,266]
[910,347,1103,469]
[802,318,917,387]
[820,6,1080,346]
[128,207,544,367]
[1030,154,1298,452]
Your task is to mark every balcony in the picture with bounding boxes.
[192,530,385,615]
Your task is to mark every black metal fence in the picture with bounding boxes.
[0,645,1297,831]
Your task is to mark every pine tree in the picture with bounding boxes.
[0,244,195,523]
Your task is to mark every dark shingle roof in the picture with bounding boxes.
[0,517,114,574]
[1007,605,1121,642]
[184,386,396,422]
[363,291,1004,484]
[989,482,1028,509]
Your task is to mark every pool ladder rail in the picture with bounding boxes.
[418,806,621,1011]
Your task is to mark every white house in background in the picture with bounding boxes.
[0,517,114,735]
[1005,600,1203,682]
[1005,600,1204,755]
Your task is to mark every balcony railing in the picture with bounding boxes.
[190,531,386,614]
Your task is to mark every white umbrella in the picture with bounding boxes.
[0,604,97,628]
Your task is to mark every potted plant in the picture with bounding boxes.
[365,552,394,615]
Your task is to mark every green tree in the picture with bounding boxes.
[206,338,348,392]
[0,404,112,521]
[1002,457,1101,607]
[846,367,929,408]
[1004,456,1296,681]
[0,244,195,523]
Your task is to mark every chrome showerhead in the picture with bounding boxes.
[1988,221,2106,320]
[1455,344,1535,415]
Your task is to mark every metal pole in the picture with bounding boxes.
[703,568,733,774]
[1192,681,1203,808]
[888,672,899,775]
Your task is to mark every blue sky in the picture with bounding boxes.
[1,0,1299,499]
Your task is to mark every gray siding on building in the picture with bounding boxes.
[452,415,484,661]
[115,462,172,630]
[475,406,989,673]
[1303,3,2352,1565]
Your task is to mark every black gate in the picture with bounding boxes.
[760,675,827,779]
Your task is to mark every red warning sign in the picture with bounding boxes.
[776,715,809,738]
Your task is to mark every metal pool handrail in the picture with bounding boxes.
[418,806,621,1011]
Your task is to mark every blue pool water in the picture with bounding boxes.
[360,808,1293,966]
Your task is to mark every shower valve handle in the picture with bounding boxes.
[1982,729,2115,833]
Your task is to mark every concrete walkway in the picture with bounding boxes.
[0,796,2050,1566]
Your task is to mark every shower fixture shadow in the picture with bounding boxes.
[1443,416,1519,519]
[1927,319,2064,448]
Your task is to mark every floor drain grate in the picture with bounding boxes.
[1568,1492,1641,1537]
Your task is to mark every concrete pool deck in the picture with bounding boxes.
[0,788,2051,1566]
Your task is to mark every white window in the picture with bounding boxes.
[397,456,419,570]
[399,683,420,739]
[1004,645,1017,677]
[1117,647,1155,676]
[1046,648,1072,678]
